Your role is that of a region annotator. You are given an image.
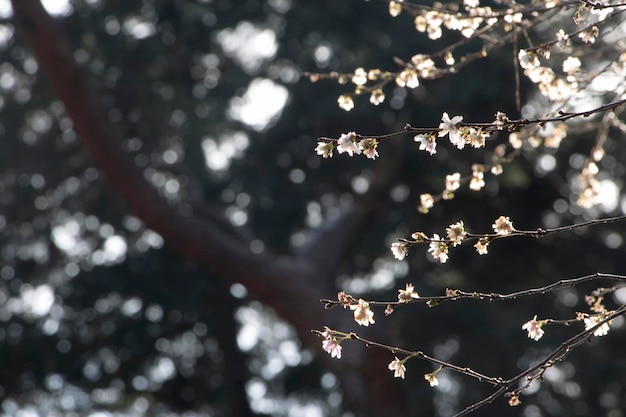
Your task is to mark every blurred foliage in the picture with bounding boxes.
[1,0,625,416]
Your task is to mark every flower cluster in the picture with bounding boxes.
[315,132,379,159]
[391,216,519,262]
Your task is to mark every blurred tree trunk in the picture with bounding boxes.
[11,1,407,416]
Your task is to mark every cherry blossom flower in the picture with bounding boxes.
[445,173,461,192]
[350,299,375,326]
[398,283,419,303]
[438,113,464,149]
[428,234,449,263]
[474,238,489,255]
[579,26,599,44]
[338,94,354,111]
[424,372,439,387]
[388,1,402,17]
[336,132,361,156]
[584,315,611,337]
[420,193,434,210]
[358,138,379,159]
[388,357,406,379]
[492,216,514,235]
[322,337,342,359]
[415,134,437,155]
[370,89,385,105]
[508,395,521,406]
[469,170,485,191]
[391,242,408,260]
[396,68,419,88]
[351,67,368,85]
[562,56,581,74]
[522,316,545,341]
[315,141,334,158]
[446,221,466,247]
[518,49,539,70]
[467,127,487,148]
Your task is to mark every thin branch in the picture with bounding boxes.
[322,272,626,308]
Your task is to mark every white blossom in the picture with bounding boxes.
[350,299,375,326]
[522,316,544,341]
[336,132,361,156]
[438,113,464,149]
[388,357,406,379]
[428,234,449,263]
[492,216,514,235]
[416,134,437,155]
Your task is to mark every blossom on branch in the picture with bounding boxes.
[351,67,368,85]
[428,234,449,263]
[474,238,489,255]
[424,371,439,387]
[398,283,419,303]
[445,173,461,192]
[370,89,385,105]
[492,216,514,235]
[522,316,545,341]
[350,299,375,326]
[396,68,419,88]
[438,112,464,149]
[338,94,354,111]
[358,138,379,159]
[322,337,342,359]
[388,357,406,379]
[518,49,539,70]
[419,193,434,213]
[336,131,361,156]
[391,242,408,260]
[320,328,342,359]
[469,167,485,191]
[315,141,334,158]
[584,315,611,337]
[446,221,466,247]
[415,134,437,155]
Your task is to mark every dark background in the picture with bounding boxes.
[1,1,625,416]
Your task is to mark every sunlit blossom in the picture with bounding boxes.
[369,89,385,105]
[474,238,489,255]
[420,193,434,211]
[424,372,439,387]
[388,1,402,17]
[446,221,466,247]
[509,395,521,406]
[416,134,437,155]
[337,131,361,156]
[322,337,342,358]
[358,138,379,159]
[492,216,514,235]
[469,170,485,191]
[518,50,539,70]
[350,299,375,326]
[338,94,354,111]
[352,67,368,85]
[584,315,611,337]
[522,316,544,341]
[438,113,464,149]
[396,68,419,88]
[428,234,448,263]
[388,357,406,379]
[391,242,408,260]
[398,283,419,302]
[315,141,333,158]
